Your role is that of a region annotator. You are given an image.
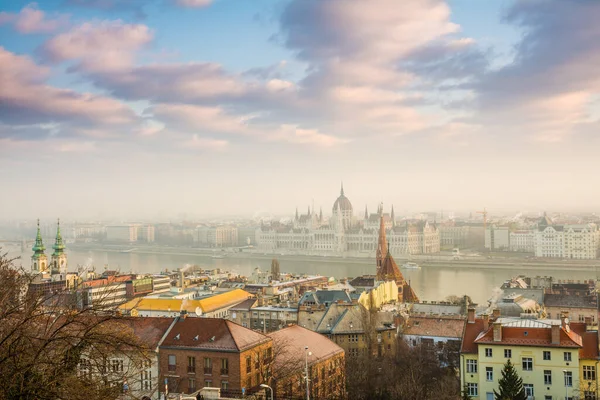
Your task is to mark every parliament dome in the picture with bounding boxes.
[332,184,353,212]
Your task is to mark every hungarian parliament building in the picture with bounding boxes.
[256,185,440,255]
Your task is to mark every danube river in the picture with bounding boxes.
[7,245,600,305]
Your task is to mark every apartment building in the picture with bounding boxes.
[158,318,272,397]
[460,310,599,400]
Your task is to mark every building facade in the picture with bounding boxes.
[510,230,535,252]
[535,215,600,259]
[159,318,273,397]
[461,310,599,400]
[256,185,440,255]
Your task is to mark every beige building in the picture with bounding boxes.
[197,226,239,247]
[509,230,535,252]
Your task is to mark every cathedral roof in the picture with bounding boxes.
[332,183,353,212]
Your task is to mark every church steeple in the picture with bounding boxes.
[376,211,388,269]
[31,219,48,273]
[52,218,65,256]
[51,218,67,275]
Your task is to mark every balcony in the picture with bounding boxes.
[168,365,176,372]
[203,367,212,375]
[220,369,229,376]
[187,366,196,373]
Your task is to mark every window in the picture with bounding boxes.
[221,358,229,375]
[564,352,572,362]
[545,396,552,400]
[79,358,92,379]
[466,359,478,373]
[522,358,533,371]
[168,355,176,372]
[564,371,573,387]
[485,348,493,357]
[187,356,196,373]
[544,370,552,385]
[204,380,212,388]
[221,381,229,390]
[188,378,196,393]
[246,356,251,373]
[504,349,512,358]
[524,384,533,398]
[584,365,596,381]
[203,358,212,374]
[543,351,551,360]
[111,359,124,373]
[467,383,478,396]
[584,391,597,400]
[254,355,259,369]
[486,367,493,381]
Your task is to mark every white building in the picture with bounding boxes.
[106,225,138,242]
[197,226,238,247]
[509,230,535,252]
[534,214,599,259]
[484,226,510,251]
[256,185,440,255]
[106,224,155,243]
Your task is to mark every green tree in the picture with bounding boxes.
[461,384,472,400]
[494,359,527,400]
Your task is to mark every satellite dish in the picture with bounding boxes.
[195,307,203,316]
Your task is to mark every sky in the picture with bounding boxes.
[1,0,600,220]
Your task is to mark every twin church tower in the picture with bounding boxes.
[31,219,67,275]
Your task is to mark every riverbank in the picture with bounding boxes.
[67,243,600,271]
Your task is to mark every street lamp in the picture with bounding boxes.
[260,384,273,400]
[305,346,312,400]
[563,369,569,400]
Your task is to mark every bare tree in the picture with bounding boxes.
[0,250,151,400]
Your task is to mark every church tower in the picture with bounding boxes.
[51,219,67,275]
[31,219,48,273]
[376,212,388,272]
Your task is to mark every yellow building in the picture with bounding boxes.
[119,289,252,318]
[460,310,598,400]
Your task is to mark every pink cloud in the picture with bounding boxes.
[41,20,152,71]
[0,47,138,127]
[0,3,68,34]
[172,0,212,8]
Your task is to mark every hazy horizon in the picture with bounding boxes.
[2,0,600,220]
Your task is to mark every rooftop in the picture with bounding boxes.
[161,317,270,352]
[402,316,465,339]
[268,325,344,371]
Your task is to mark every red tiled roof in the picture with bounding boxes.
[117,317,175,349]
[570,322,599,359]
[160,317,270,352]
[402,316,465,339]
[267,325,344,371]
[83,274,134,288]
[474,323,582,348]
[461,319,485,353]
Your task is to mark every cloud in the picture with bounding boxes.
[468,0,600,141]
[0,47,138,128]
[171,0,212,8]
[0,3,69,34]
[182,134,227,150]
[40,20,152,71]
[63,0,149,19]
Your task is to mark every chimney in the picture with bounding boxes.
[585,316,592,326]
[467,308,475,323]
[492,308,500,320]
[180,270,185,289]
[482,314,490,331]
[551,323,560,345]
[493,322,502,342]
[561,311,570,329]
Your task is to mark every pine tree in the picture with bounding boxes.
[494,359,527,400]
[461,384,472,400]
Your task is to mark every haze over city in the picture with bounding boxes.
[2,0,600,219]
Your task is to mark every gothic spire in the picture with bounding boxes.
[295,207,299,221]
[340,181,344,196]
[319,207,323,222]
[52,218,65,256]
[391,205,396,227]
[364,205,368,219]
[376,213,388,268]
